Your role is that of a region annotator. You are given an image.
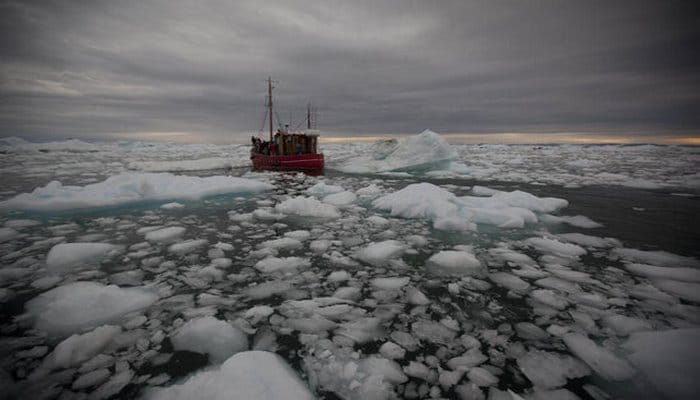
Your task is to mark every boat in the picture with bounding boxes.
[250,78,324,170]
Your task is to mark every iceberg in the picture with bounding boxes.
[335,130,456,173]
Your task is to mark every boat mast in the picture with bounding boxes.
[268,77,274,142]
[307,102,311,130]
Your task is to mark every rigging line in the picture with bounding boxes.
[274,110,284,131]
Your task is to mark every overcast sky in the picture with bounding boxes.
[1,0,699,143]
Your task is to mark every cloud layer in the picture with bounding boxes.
[1,0,699,142]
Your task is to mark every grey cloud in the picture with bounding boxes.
[1,0,698,142]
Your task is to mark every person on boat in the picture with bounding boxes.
[270,142,278,155]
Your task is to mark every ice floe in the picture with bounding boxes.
[171,316,248,363]
[0,172,273,211]
[24,281,158,337]
[623,328,700,400]
[46,242,122,275]
[145,351,314,400]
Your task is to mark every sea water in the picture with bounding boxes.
[1,133,699,400]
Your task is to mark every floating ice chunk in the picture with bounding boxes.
[333,286,361,301]
[25,281,158,337]
[489,272,530,294]
[214,242,234,251]
[284,230,311,241]
[517,349,590,389]
[426,250,482,277]
[323,191,357,206]
[258,237,303,251]
[405,286,430,305]
[145,226,186,243]
[168,239,208,254]
[515,322,549,340]
[412,319,458,344]
[0,173,273,211]
[252,208,285,221]
[612,248,700,268]
[367,215,390,226]
[371,277,410,290]
[336,317,385,343]
[467,367,498,387]
[4,219,41,228]
[488,247,538,267]
[569,292,608,309]
[46,242,121,275]
[404,361,431,380]
[525,237,586,258]
[447,347,488,370]
[487,190,568,213]
[379,341,406,360]
[245,281,292,299]
[30,276,62,290]
[355,240,405,266]
[275,196,340,218]
[622,328,700,400]
[653,280,700,303]
[72,368,111,390]
[535,277,581,294]
[254,257,310,274]
[525,388,581,400]
[530,289,569,310]
[629,283,678,304]
[358,356,408,384]
[336,130,456,173]
[145,351,314,400]
[541,214,603,228]
[601,314,652,336]
[0,227,19,242]
[171,316,247,363]
[556,233,620,248]
[356,183,384,197]
[548,267,592,283]
[306,182,344,196]
[373,182,458,222]
[42,325,121,370]
[327,270,351,282]
[244,305,274,322]
[562,333,635,381]
[160,202,184,209]
[287,317,337,333]
[625,263,700,282]
[309,239,332,253]
[90,368,134,399]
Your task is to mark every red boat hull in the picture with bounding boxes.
[251,153,324,170]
